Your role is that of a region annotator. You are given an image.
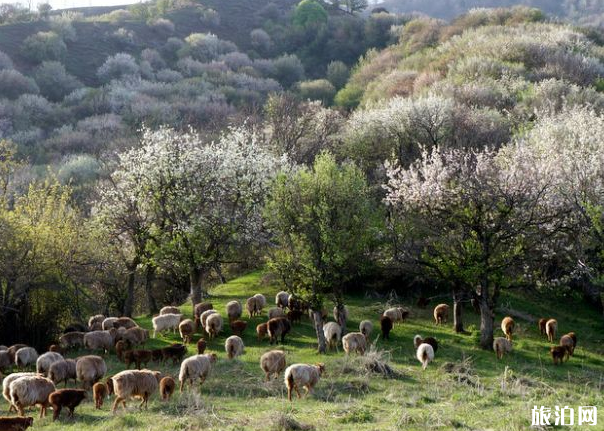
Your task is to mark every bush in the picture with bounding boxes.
[97,53,140,82]
[0,50,14,71]
[100,9,132,23]
[34,61,82,102]
[49,12,81,42]
[298,79,335,105]
[12,94,56,130]
[179,33,237,62]
[22,31,67,63]
[57,154,101,185]
[141,48,166,70]
[326,61,349,90]
[198,7,219,26]
[155,68,183,82]
[219,52,252,71]
[292,0,328,28]
[110,28,136,47]
[149,18,174,35]
[250,29,272,55]
[334,84,363,109]
[162,37,184,63]
[0,69,39,100]
[271,54,305,88]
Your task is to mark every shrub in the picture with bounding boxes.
[49,12,81,42]
[141,48,166,70]
[198,7,219,26]
[326,61,349,90]
[0,69,39,100]
[100,9,132,23]
[176,57,207,77]
[149,18,174,35]
[57,154,101,185]
[22,31,67,63]
[270,54,305,88]
[250,29,272,54]
[334,84,363,109]
[155,68,183,82]
[292,0,328,28]
[12,94,56,130]
[298,79,335,105]
[179,33,237,62]
[219,52,252,71]
[97,53,140,82]
[34,61,82,102]
[0,50,14,70]
[110,28,136,47]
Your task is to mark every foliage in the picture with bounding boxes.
[0,69,39,100]
[97,53,140,82]
[22,31,67,63]
[298,79,335,105]
[292,0,328,28]
[34,61,82,102]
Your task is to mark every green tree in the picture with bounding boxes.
[292,0,328,28]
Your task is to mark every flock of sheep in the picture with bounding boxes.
[0,291,578,430]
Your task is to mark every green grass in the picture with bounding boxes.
[2,270,604,430]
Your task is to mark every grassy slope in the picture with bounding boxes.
[1,270,603,430]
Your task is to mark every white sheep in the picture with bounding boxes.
[253,293,267,310]
[2,372,35,412]
[275,291,289,308]
[546,319,558,343]
[102,317,118,330]
[322,322,342,351]
[111,369,162,412]
[84,329,116,353]
[9,375,56,417]
[493,337,512,360]
[205,313,223,339]
[260,350,286,381]
[76,355,107,390]
[416,343,434,369]
[160,306,180,315]
[359,320,373,340]
[178,353,217,392]
[342,332,366,355]
[36,351,64,376]
[226,300,243,322]
[48,359,77,387]
[15,347,38,369]
[268,307,285,320]
[152,313,182,338]
[225,335,244,359]
[200,309,218,329]
[284,363,325,401]
[88,314,106,330]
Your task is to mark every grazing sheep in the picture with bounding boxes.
[9,375,55,417]
[48,389,87,421]
[268,307,285,320]
[152,313,182,338]
[546,319,558,343]
[288,296,309,313]
[254,293,267,310]
[380,315,393,340]
[179,319,196,344]
[124,350,153,370]
[159,376,175,401]
[15,348,38,369]
[246,297,259,318]
[284,363,325,401]
[501,316,515,341]
[433,304,449,325]
[48,345,63,355]
[205,313,223,340]
[2,373,36,412]
[551,345,567,365]
[48,359,77,387]
[493,337,512,360]
[225,336,244,359]
[59,332,85,349]
[160,306,180,315]
[566,332,577,352]
[194,302,213,319]
[226,300,243,322]
[287,309,304,324]
[275,291,289,308]
[161,344,187,365]
[0,416,33,431]
[196,338,207,355]
[413,335,438,353]
[88,315,105,330]
[260,350,287,381]
[332,305,349,322]
[416,343,435,370]
[383,307,404,323]
[323,322,342,351]
[115,317,137,330]
[121,327,149,347]
[102,317,118,330]
[36,352,63,376]
[257,323,268,341]
[76,355,107,390]
[538,318,548,336]
[200,309,217,329]
[115,340,128,362]
[92,382,108,409]
[0,351,11,372]
[359,320,373,340]
[106,377,114,395]
[560,334,576,357]
[89,322,103,331]
[6,345,27,364]
[84,329,116,354]
[178,354,217,392]
[230,320,247,336]
[342,332,367,355]
[267,317,291,344]
[111,369,162,412]
[150,349,163,363]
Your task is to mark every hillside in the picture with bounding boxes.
[1,271,602,430]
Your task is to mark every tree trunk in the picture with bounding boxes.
[213,263,227,284]
[452,289,465,333]
[312,310,327,354]
[123,263,137,317]
[478,293,494,349]
[190,267,204,308]
[144,265,158,315]
[335,303,347,336]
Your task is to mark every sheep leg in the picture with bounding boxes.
[111,397,124,413]
[295,386,302,399]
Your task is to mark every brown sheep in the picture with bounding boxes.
[115,340,128,362]
[178,319,196,344]
[551,345,567,365]
[256,323,268,341]
[560,334,576,357]
[286,309,304,324]
[76,355,107,390]
[196,338,207,355]
[433,304,449,325]
[6,345,27,363]
[194,302,213,319]
[161,343,186,365]
[159,376,175,401]
[230,320,247,337]
[267,317,291,344]
[48,389,87,421]
[124,350,153,370]
[48,345,63,355]
[92,382,108,409]
[0,417,34,431]
[111,369,162,412]
[380,315,393,340]
[566,332,577,352]
[121,327,149,347]
[106,377,114,395]
[546,319,558,343]
[246,296,259,318]
[151,349,163,363]
[9,375,55,418]
[114,317,138,330]
[493,337,512,360]
[501,316,515,341]
[284,363,325,401]
[538,318,548,336]
[260,350,286,381]
[59,332,85,350]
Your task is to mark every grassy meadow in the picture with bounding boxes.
[2,270,603,430]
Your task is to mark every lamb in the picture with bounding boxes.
[2,373,35,412]
[84,329,117,353]
[284,363,325,401]
[102,317,118,330]
[124,350,153,370]
[196,338,207,354]
[246,296,259,317]
[92,382,108,409]
[538,318,548,336]
[160,306,180,315]
[111,369,162,412]
[0,351,11,372]
[0,416,33,431]
[546,319,558,343]
[205,313,223,339]
[413,335,438,353]
[6,345,27,363]
[323,322,342,351]
[551,345,567,365]
[179,319,196,344]
[359,320,373,340]
[161,343,187,365]
[9,375,55,417]
[332,305,349,322]
[416,343,435,369]
[260,350,286,381]
[268,307,285,320]
[275,291,289,308]
[560,333,576,357]
[230,320,247,336]
[225,336,244,359]
[48,359,77,387]
[194,302,213,319]
[121,327,149,346]
[226,300,243,322]
[178,354,217,392]
[253,293,267,311]
[88,314,105,330]
[493,337,512,360]
[59,331,85,349]
[160,376,175,401]
[48,388,87,421]
[342,332,367,355]
[76,355,107,390]
[433,304,450,325]
[152,313,182,338]
[115,340,128,362]
[267,317,291,344]
[501,316,515,341]
[200,309,217,329]
[36,352,63,376]
[380,315,393,340]
[15,348,38,369]
[256,323,268,341]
